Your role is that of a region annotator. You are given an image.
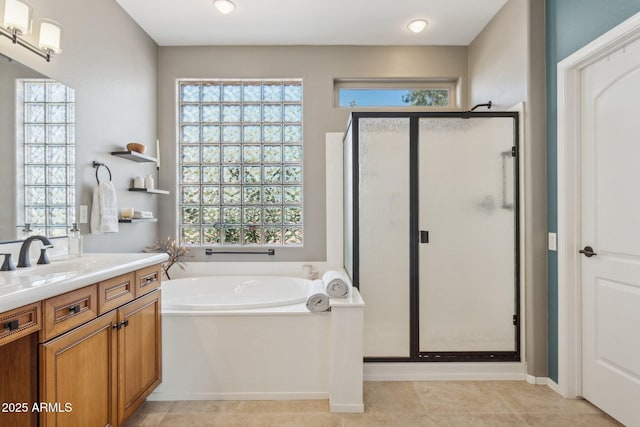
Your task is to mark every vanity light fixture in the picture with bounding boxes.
[212,0,235,14]
[38,19,61,54]
[407,19,428,34]
[0,0,62,61]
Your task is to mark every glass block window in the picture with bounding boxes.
[18,80,76,237]
[178,80,303,247]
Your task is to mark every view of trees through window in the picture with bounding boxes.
[338,88,450,108]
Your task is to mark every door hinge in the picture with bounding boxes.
[513,314,518,326]
[511,146,517,157]
[420,230,429,244]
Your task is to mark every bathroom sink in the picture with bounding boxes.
[0,252,168,312]
[24,256,113,275]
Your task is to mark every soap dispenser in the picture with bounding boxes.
[68,223,83,257]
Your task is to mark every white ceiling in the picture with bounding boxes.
[115,0,508,46]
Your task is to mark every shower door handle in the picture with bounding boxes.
[420,230,429,244]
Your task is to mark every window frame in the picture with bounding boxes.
[334,79,458,109]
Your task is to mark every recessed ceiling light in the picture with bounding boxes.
[213,0,235,14]
[407,19,428,33]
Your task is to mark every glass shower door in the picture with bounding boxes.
[418,117,517,353]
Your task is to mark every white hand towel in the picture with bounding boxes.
[306,279,330,312]
[91,182,119,234]
[90,184,101,234]
[322,270,352,298]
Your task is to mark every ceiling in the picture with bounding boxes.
[115,0,508,46]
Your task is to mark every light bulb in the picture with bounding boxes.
[213,0,235,14]
[38,20,61,54]
[407,19,428,34]
[3,0,31,34]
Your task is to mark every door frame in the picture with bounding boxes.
[557,11,640,399]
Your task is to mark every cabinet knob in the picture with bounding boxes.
[69,305,81,314]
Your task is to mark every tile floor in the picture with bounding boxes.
[124,381,623,427]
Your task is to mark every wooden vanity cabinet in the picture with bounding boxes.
[0,302,42,427]
[37,265,162,427]
[39,311,118,427]
[118,291,162,423]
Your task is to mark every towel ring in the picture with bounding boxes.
[92,161,112,183]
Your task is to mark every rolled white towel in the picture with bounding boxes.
[322,270,351,298]
[306,279,330,312]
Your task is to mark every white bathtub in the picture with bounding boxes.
[162,275,309,311]
[149,274,365,412]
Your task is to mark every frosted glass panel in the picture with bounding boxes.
[418,117,516,352]
[359,118,411,357]
[343,125,354,280]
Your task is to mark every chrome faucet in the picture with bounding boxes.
[17,235,53,268]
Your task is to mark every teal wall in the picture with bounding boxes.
[546,0,640,383]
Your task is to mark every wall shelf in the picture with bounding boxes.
[118,218,157,223]
[128,188,170,195]
[111,151,157,163]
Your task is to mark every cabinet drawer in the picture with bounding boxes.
[134,264,161,297]
[98,272,135,315]
[42,284,98,341]
[0,302,41,346]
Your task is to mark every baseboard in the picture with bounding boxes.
[147,391,329,401]
[546,378,561,394]
[525,375,562,394]
[329,401,365,413]
[525,374,550,385]
[363,362,527,381]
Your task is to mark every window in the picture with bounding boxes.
[18,79,76,237]
[335,80,455,108]
[177,79,303,247]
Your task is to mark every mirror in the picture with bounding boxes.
[0,53,75,242]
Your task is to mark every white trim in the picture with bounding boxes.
[363,362,526,381]
[148,391,328,401]
[525,375,551,386]
[325,132,344,269]
[525,376,562,394]
[557,11,640,399]
[329,402,365,413]
[546,378,561,395]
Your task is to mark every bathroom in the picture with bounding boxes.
[1,0,640,426]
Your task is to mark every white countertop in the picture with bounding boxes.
[0,252,168,313]
[330,288,365,308]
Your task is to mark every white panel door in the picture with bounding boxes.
[581,36,640,426]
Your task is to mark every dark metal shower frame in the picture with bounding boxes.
[345,111,521,363]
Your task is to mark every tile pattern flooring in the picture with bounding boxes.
[124,381,623,426]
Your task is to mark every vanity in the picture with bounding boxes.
[0,252,167,427]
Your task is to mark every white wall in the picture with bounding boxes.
[0,0,159,252]
[157,45,468,262]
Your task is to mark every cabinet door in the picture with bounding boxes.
[40,311,118,427]
[117,290,161,425]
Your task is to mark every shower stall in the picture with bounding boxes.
[343,111,520,362]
